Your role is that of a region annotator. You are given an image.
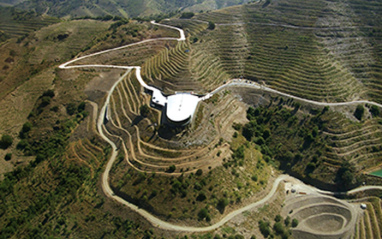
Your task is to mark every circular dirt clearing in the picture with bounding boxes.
[305,213,344,232]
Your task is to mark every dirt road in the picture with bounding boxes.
[59,20,382,232]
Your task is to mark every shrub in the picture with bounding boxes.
[42,89,55,98]
[17,139,28,150]
[284,216,290,226]
[0,134,13,149]
[196,191,207,201]
[197,208,209,220]
[234,235,244,239]
[50,106,59,112]
[4,153,12,161]
[208,21,215,30]
[292,218,299,227]
[66,103,77,115]
[196,169,203,176]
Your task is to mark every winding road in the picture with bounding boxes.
[59,20,382,232]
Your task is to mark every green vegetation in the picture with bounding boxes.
[292,218,299,227]
[259,215,292,239]
[0,73,149,238]
[235,98,379,189]
[180,12,195,19]
[4,153,12,161]
[110,130,270,223]
[370,105,380,117]
[354,105,365,120]
[0,134,13,149]
[140,104,150,117]
[208,21,215,30]
[1,0,382,237]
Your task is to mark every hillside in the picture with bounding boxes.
[0,7,59,40]
[141,0,382,187]
[0,19,188,238]
[0,0,252,18]
[187,0,382,104]
[0,0,382,238]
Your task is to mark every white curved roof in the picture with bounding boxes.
[166,93,200,122]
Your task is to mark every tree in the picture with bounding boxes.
[273,222,284,235]
[370,105,380,117]
[354,105,364,120]
[0,134,13,149]
[217,198,229,212]
[21,122,32,133]
[196,191,207,201]
[40,96,51,107]
[4,153,12,161]
[208,21,215,30]
[263,129,271,139]
[196,169,203,176]
[259,220,271,238]
[337,161,355,187]
[77,102,86,112]
[66,103,77,115]
[42,89,55,98]
[167,165,176,173]
[20,122,33,138]
[180,12,194,19]
[140,104,150,117]
[341,170,354,187]
[275,214,282,222]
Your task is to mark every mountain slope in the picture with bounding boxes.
[0,0,252,18]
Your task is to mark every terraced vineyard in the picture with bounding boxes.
[322,117,382,171]
[193,0,382,104]
[354,197,382,239]
[55,7,382,224]
[65,138,105,179]
[0,7,59,39]
[103,67,276,223]
[105,69,242,174]
[5,0,381,236]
